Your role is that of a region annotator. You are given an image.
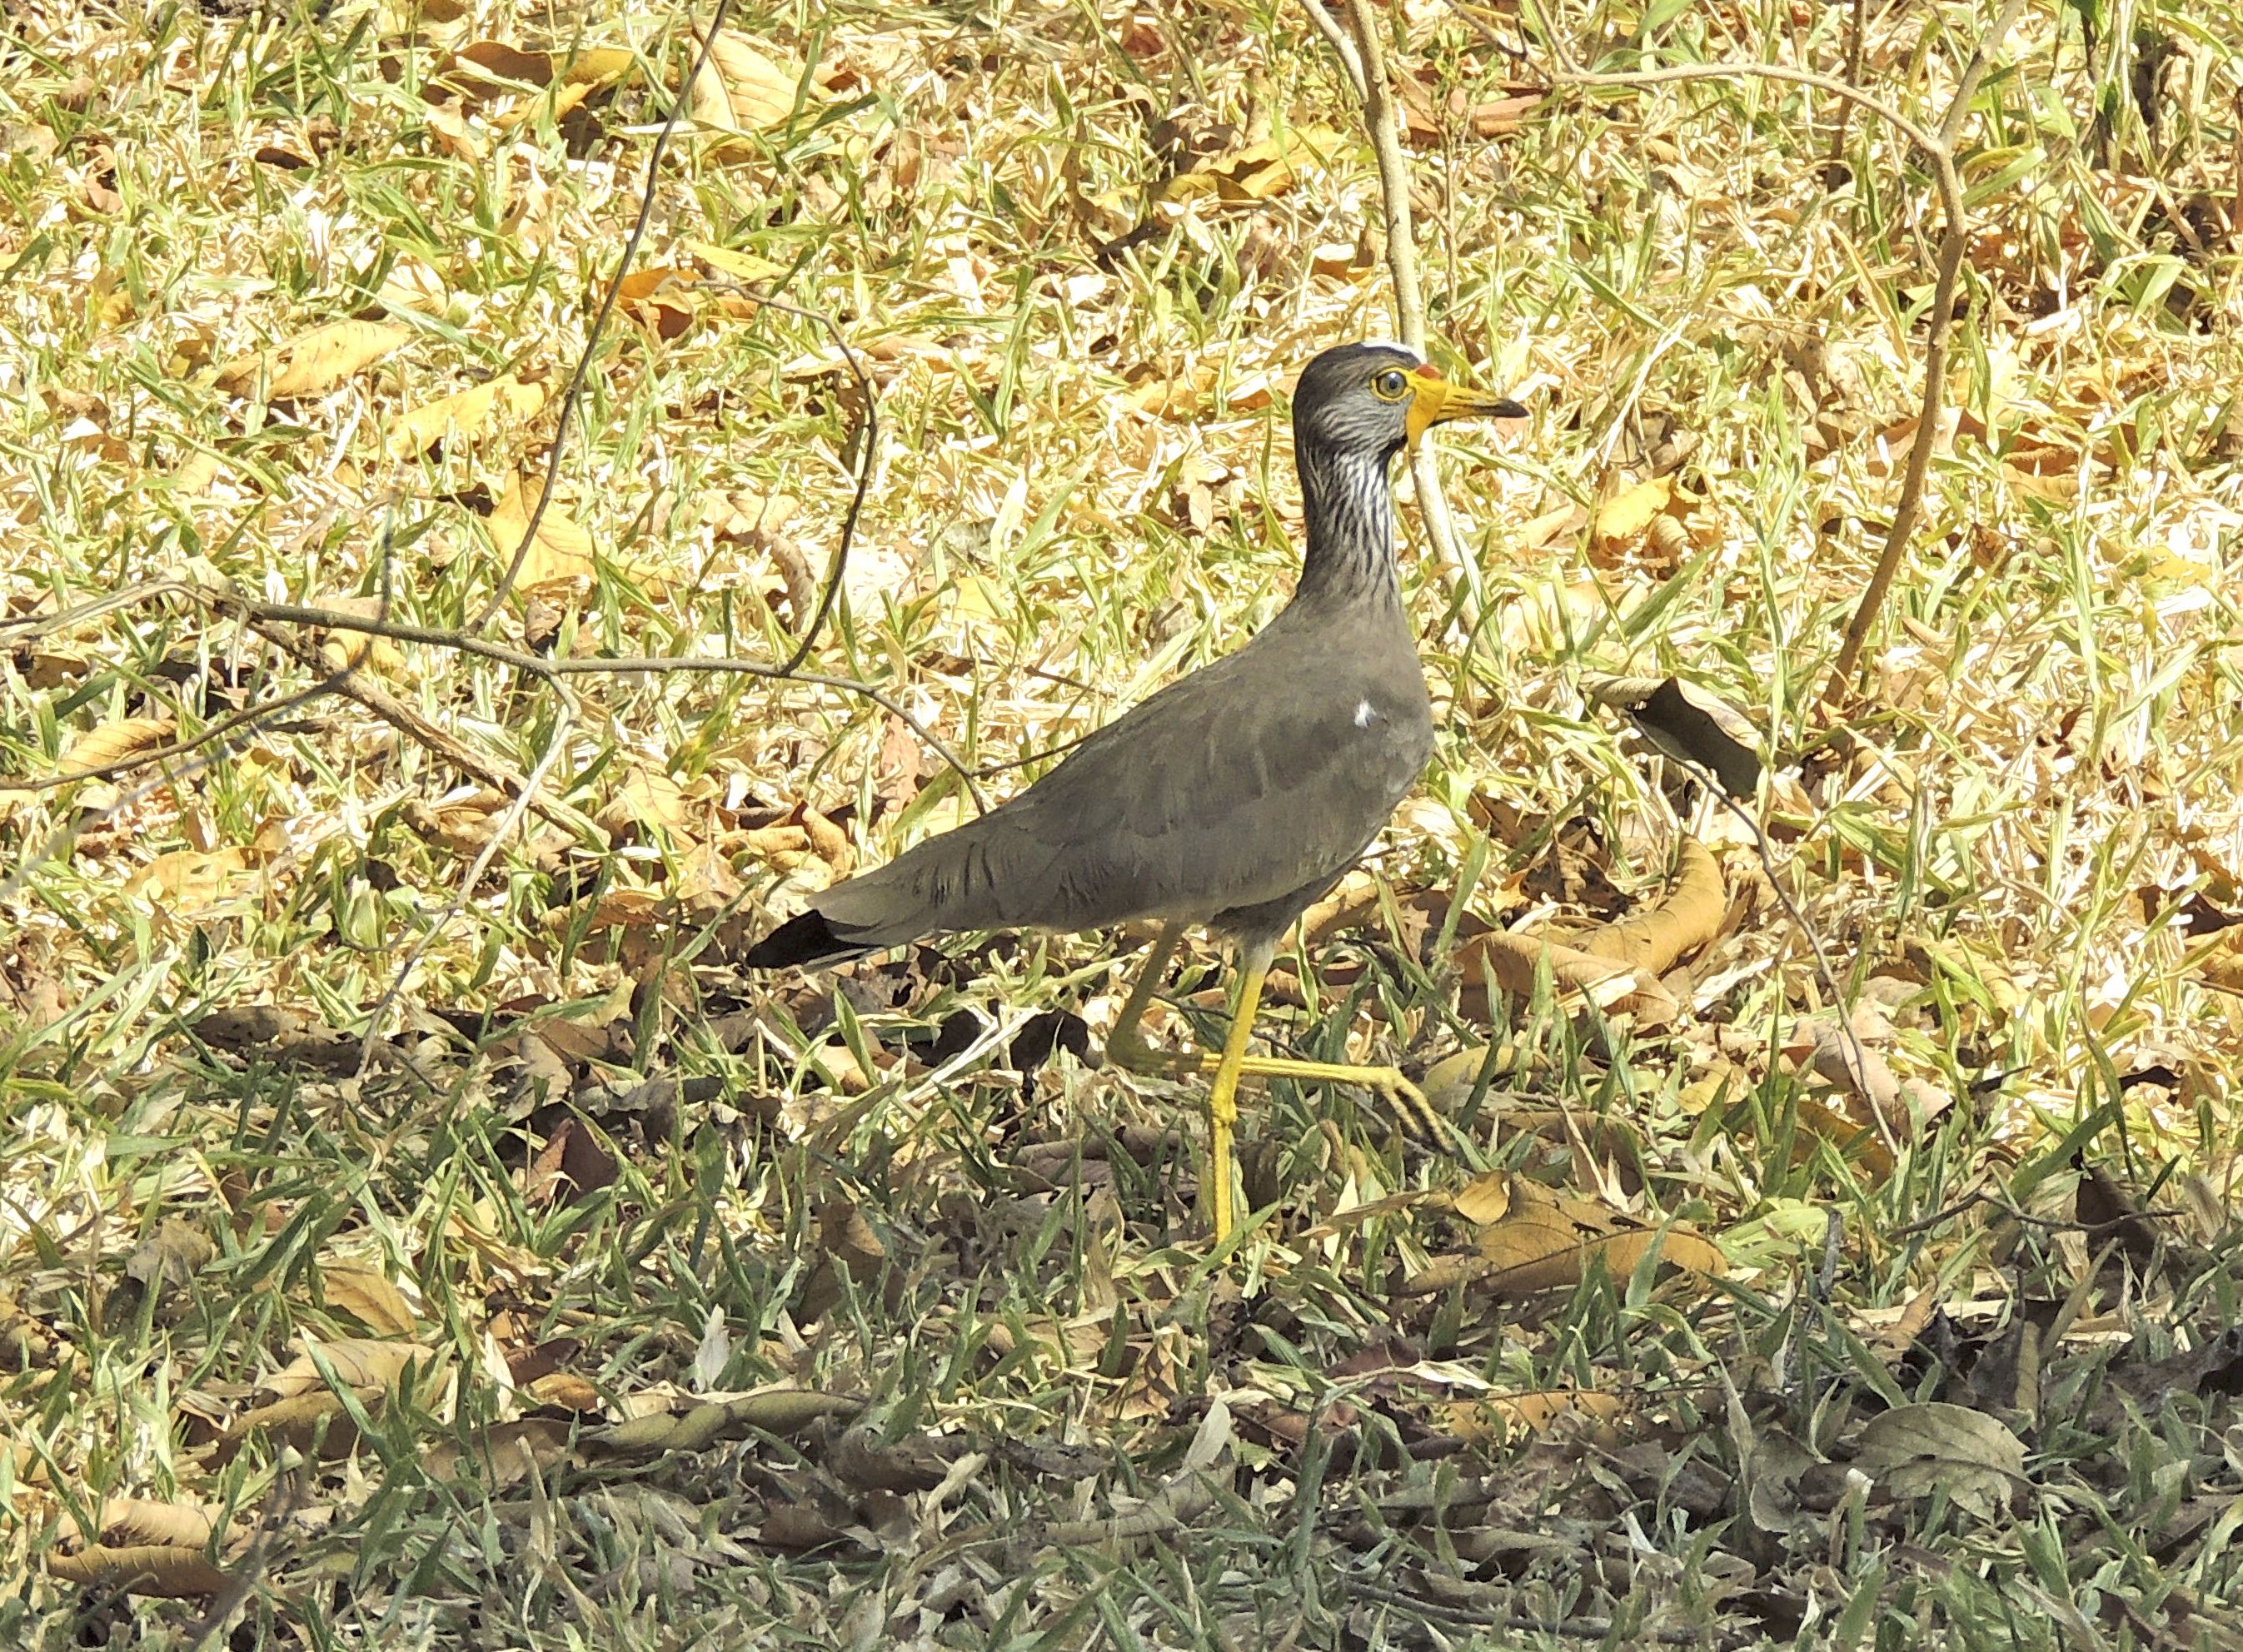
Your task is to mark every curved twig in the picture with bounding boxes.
[470,0,738,631]
[1515,0,2030,704]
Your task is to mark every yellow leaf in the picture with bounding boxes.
[58,716,176,779]
[1453,1170,1513,1225]
[691,30,808,134]
[123,848,254,914]
[386,373,547,457]
[1161,127,1346,202]
[1590,475,1672,545]
[1440,1388,1626,1445]
[687,240,785,283]
[319,1263,418,1337]
[217,321,411,400]
[487,474,598,591]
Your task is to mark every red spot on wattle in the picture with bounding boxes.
[1413,362,1443,381]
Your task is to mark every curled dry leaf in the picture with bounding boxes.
[46,1543,230,1599]
[1403,1173,1722,1300]
[1460,928,1677,1025]
[57,715,176,779]
[386,372,546,458]
[1572,837,1727,971]
[215,320,411,400]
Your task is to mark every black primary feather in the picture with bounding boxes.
[740,908,865,970]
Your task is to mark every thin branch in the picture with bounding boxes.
[247,618,597,837]
[1298,0,1367,102]
[1311,0,1484,625]
[469,0,737,631]
[8,581,987,812]
[356,679,578,1070]
[1514,0,2029,705]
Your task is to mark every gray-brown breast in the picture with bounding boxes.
[811,598,1432,950]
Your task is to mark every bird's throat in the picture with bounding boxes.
[1292,445,1402,609]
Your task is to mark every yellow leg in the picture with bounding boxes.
[1204,958,1265,1244]
[1104,923,1444,1145]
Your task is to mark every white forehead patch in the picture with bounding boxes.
[1357,339,1423,362]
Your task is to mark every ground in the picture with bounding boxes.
[2,0,2241,1647]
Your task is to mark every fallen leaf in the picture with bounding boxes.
[319,1262,417,1337]
[57,715,176,779]
[216,321,411,400]
[386,373,546,457]
[46,1544,228,1598]
[1591,475,1672,547]
[486,472,599,591]
[1854,1401,2025,1516]
[1161,126,1346,202]
[123,848,254,914]
[690,30,810,137]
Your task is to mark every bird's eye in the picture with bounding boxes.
[1370,368,1410,400]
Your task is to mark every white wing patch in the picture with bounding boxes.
[1353,699,1377,729]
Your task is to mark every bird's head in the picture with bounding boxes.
[1290,341,1527,465]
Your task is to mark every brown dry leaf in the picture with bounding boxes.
[1403,1175,1722,1299]
[1854,1401,2025,1516]
[57,715,176,778]
[424,1416,575,1489]
[308,595,409,676]
[523,1116,620,1207]
[215,320,411,400]
[123,1218,214,1301]
[386,373,546,458]
[46,1543,228,1598]
[616,266,705,341]
[320,1262,417,1337]
[797,1195,889,1321]
[122,848,255,914]
[1453,1169,1513,1224]
[1459,928,1678,1025]
[690,29,810,137]
[1573,838,1727,972]
[598,765,693,842]
[486,472,599,591]
[91,1497,228,1551]
[262,1336,433,1401]
[874,714,922,818]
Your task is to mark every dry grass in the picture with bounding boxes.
[2,0,2241,1646]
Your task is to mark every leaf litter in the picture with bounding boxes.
[1,0,2241,1647]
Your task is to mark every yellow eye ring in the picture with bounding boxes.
[1369,368,1411,400]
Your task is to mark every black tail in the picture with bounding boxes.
[740,908,865,970]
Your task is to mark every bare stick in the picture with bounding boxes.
[1515,0,2029,705]
[1824,0,1869,182]
[1827,0,2031,700]
[471,0,738,631]
[1310,0,1484,624]
[247,618,598,837]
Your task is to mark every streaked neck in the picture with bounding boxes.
[1292,441,1402,608]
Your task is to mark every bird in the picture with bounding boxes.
[745,341,1527,1242]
